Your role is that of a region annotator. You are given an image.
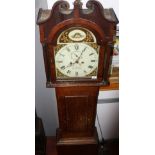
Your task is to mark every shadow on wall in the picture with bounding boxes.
[35,0,58,136]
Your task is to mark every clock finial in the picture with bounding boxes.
[73,0,83,18]
[75,0,81,3]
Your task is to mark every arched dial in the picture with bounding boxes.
[55,43,99,79]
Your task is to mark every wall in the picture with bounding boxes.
[35,0,58,136]
[97,90,119,140]
[36,0,119,139]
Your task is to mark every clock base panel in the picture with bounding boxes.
[56,128,99,155]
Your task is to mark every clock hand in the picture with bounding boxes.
[65,58,80,69]
[74,53,79,58]
[71,53,79,60]
[66,49,85,68]
[65,62,74,68]
[65,60,78,68]
[78,61,84,66]
[74,47,87,63]
[79,47,87,58]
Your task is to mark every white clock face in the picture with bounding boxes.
[55,43,99,78]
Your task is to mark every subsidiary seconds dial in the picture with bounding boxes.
[55,43,99,78]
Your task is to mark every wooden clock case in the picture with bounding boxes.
[37,0,118,155]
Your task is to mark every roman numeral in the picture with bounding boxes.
[75,72,78,76]
[84,70,87,74]
[88,65,93,69]
[59,53,65,57]
[67,70,71,74]
[91,60,96,62]
[89,53,94,56]
[56,61,63,63]
[74,44,79,50]
[60,66,65,70]
[83,47,87,52]
[66,47,70,52]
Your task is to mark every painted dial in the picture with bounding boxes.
[55,43,99,78]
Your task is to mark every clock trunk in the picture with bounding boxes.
[55,86,99,155]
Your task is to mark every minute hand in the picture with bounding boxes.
[77,47,87,61]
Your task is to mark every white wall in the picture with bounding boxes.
[35,0,59,136]
[97,90,119,140]
[36,0,119,139]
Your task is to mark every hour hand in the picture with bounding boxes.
[71,53,79,60]
[74,53,79,58]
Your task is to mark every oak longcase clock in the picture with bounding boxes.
[37,0,118,155]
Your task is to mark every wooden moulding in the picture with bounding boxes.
[56,127,99,155]
[56,127,98,145]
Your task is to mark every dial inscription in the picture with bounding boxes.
[68,29,86,41]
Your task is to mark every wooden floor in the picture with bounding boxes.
[46,137,119,155]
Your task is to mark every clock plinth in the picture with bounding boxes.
[56,128,98,155]
[37,0,118,155]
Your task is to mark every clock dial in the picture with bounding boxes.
[55,43,99,79]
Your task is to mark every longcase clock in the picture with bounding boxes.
[37,0,118,155]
